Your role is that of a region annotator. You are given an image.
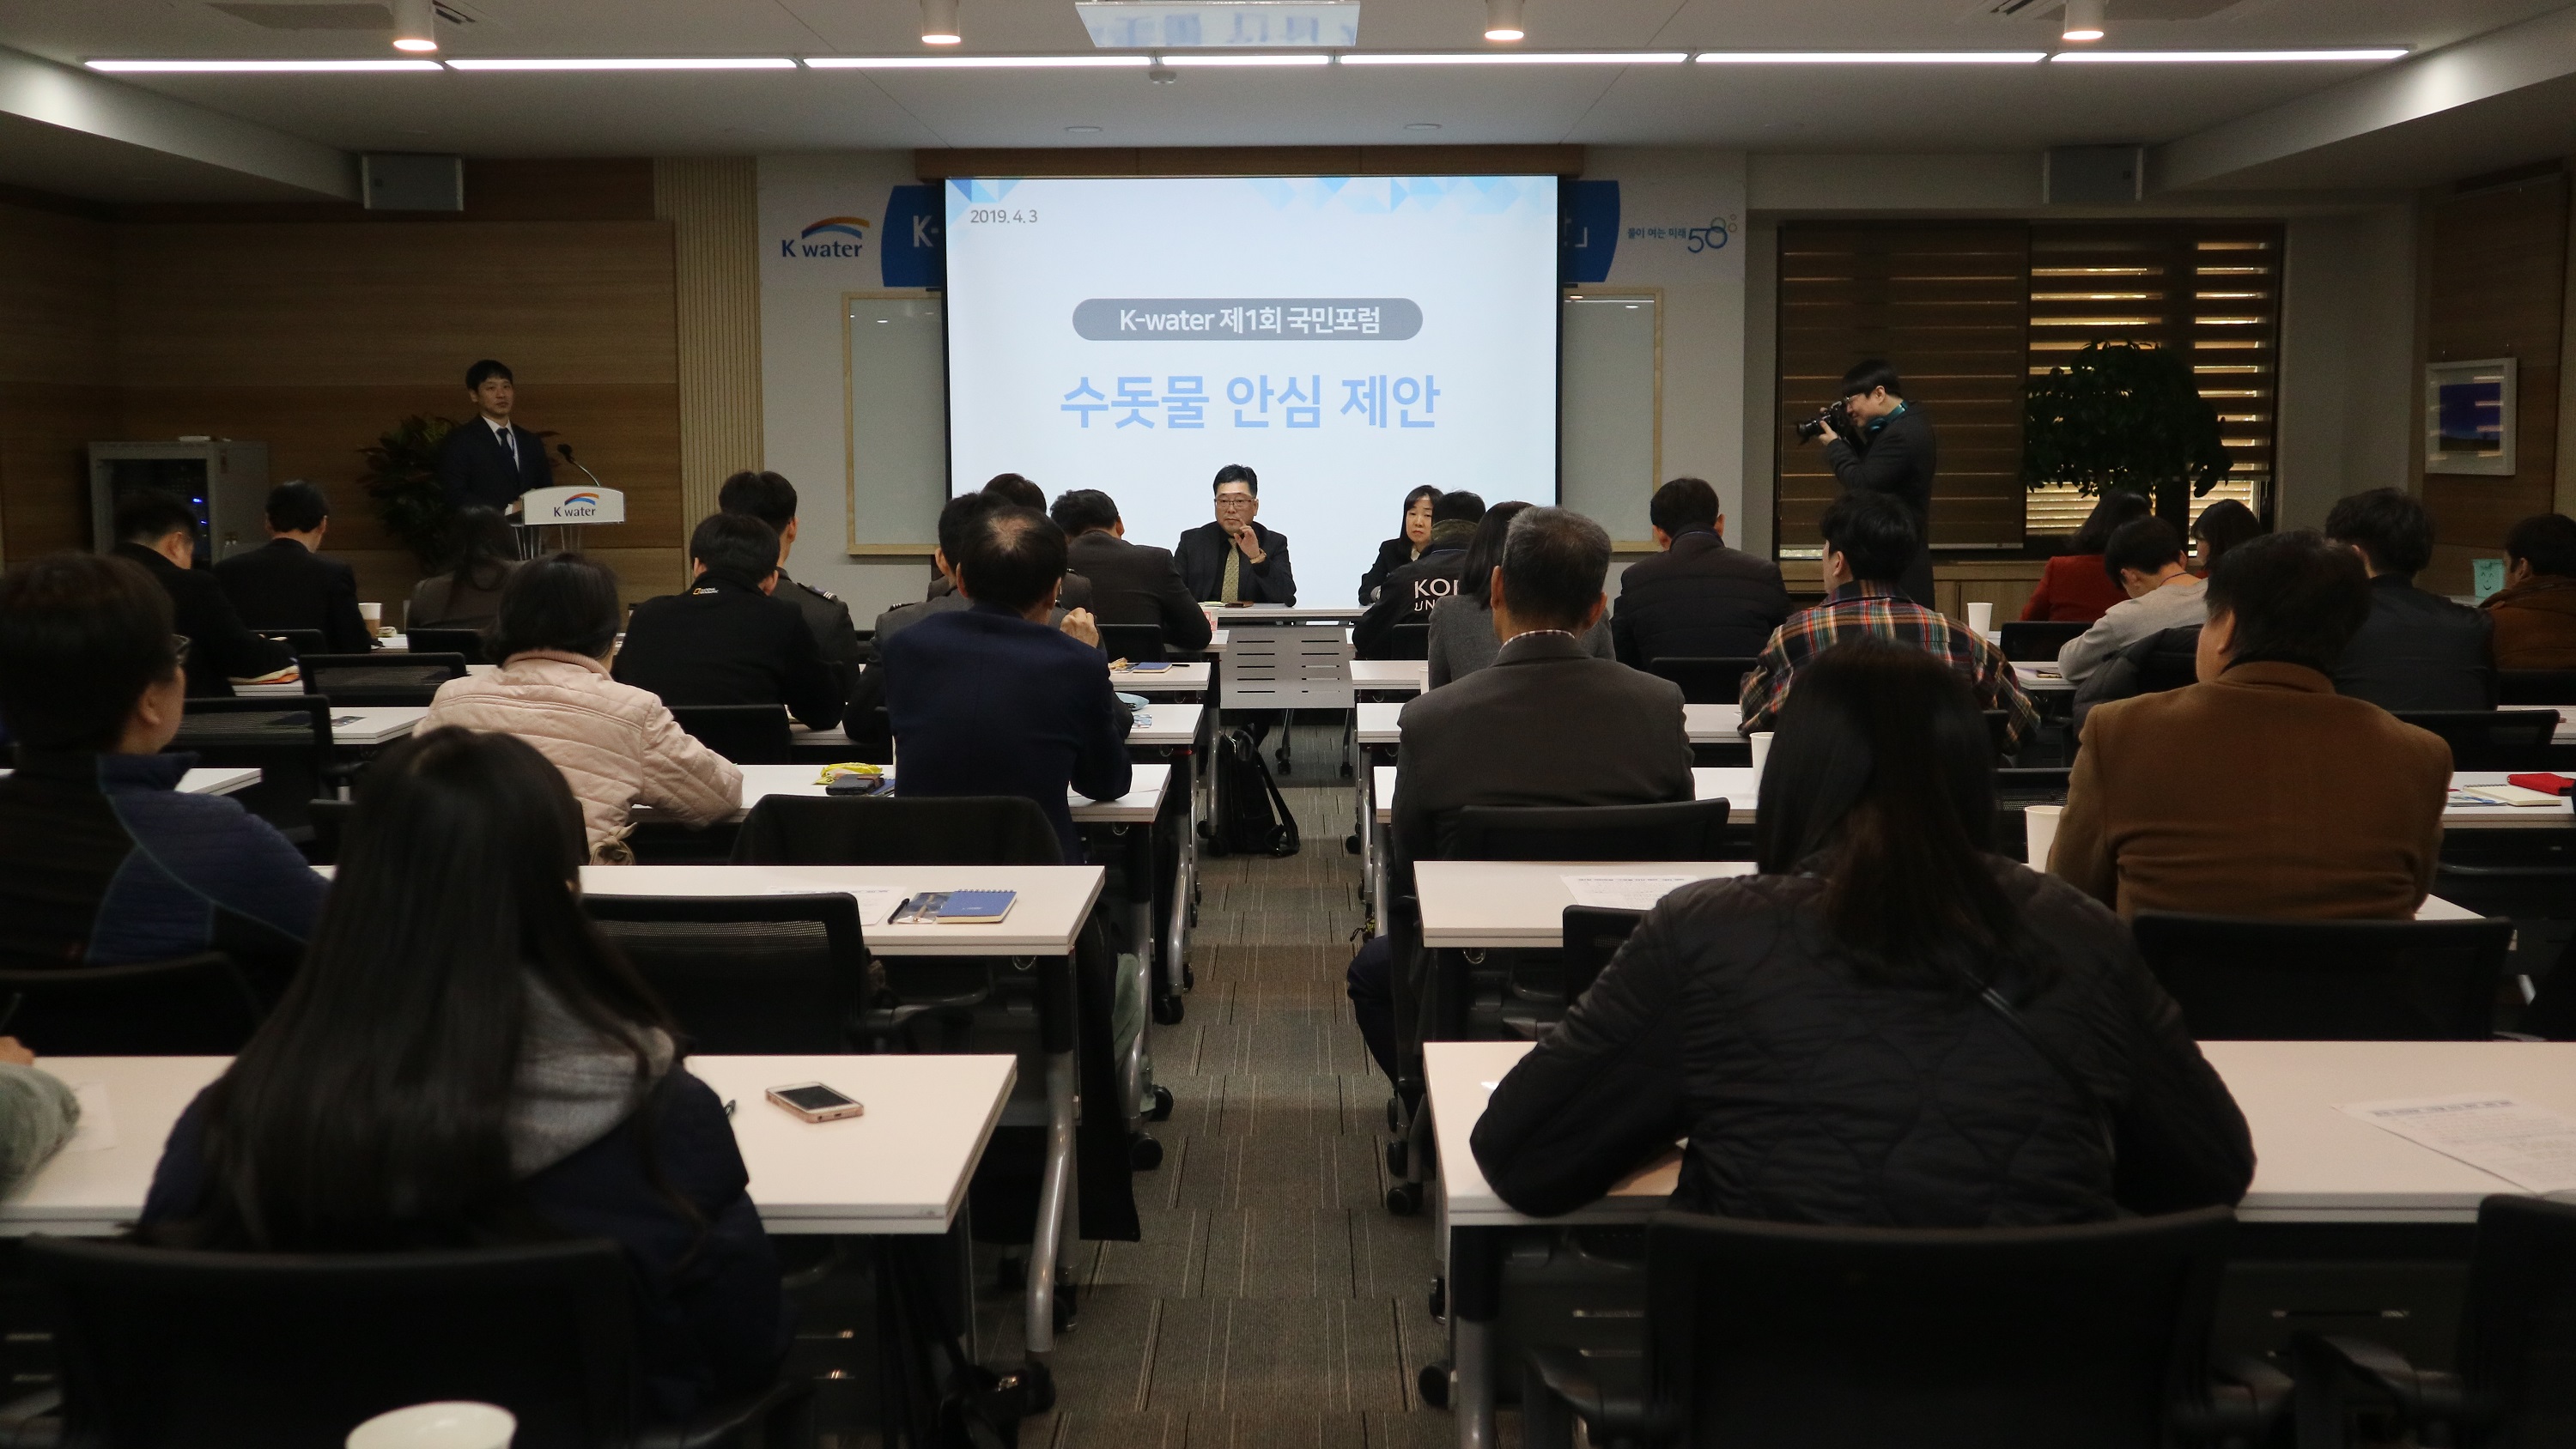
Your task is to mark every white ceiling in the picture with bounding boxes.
[0,0,2567,199]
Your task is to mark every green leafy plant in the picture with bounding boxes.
[358,415,458,568]
[2022,339,2231,526]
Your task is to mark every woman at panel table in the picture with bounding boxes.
[1358,485,1442,605]
[2020,490,2150,624]
[1471,640,2254,1225]
[139,730,786,1420]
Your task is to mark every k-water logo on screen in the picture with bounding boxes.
[784,215,871,258]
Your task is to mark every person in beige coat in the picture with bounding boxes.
[423,553,740,863]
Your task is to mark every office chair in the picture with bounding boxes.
[1098,622,1166,664]
[583,891,877,1053]
[173,695,339,839]
[668,703,794,765]
[0,954,264,1056]
[8,1237,807,1449]
[1384,621,1431,663]
[2433,860,2576,1034]
[1996,767,2073,863]
[2129,912,2514,1040]
[2390,710,2561,771]
[1522,1206,2282,1449]
[1999,620,2087,662]
[2291,1194,2576,1449]
[1559,906,1649,1008]
[733,793,1062,867]
[1982,709,2017,763]
[405,625,490,665]
[1446,799,1734,864]
[1646,657,1757,706]
[297,652,466,706]
[2497,669,2576,707]
[305,797,354,864]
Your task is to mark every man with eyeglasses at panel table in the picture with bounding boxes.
[1175,464,1297,606]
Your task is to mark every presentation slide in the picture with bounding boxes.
[943,174,1560,605]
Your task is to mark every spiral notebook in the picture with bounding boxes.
[890,890,1018,925]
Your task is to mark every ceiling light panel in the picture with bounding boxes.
[1340,51,1685,64]
[85,57,444,70]
[1077,2,1359,49]
[2049,48,2408,62]
[1157,52,1334,65]
[808,54,1154,67]
[1694,52,2045,64]
[443,57,798,69]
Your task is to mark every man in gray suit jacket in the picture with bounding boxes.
[1347,506,1695,1077]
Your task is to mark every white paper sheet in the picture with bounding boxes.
[1560,875,1698,912]
[2338,1093,2576,1194]
[64,1082,116,1154]
[844,888,904,927]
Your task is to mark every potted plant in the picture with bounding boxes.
[359,415,459,569]
[2022,339,2231,529]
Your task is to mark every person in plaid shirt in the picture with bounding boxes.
[1740,492,2038,749]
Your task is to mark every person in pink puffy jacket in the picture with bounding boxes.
[423,553,740,863]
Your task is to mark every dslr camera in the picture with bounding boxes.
[1795,399,1853,446]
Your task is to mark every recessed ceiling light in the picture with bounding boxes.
[1066,124,1104,132]
[808,54,1153,67]
[1341,51,1684,64]
[86,57,445,71]
[2050,48,2408,62]
[444,57,797,69]
[1404,121,1440,130]
[2060,0,2105,45]
[392,0,438,52]
[1484,0,1524,42]
[922,0,962,45]
[1693,52,2045,64]
[1157,52,1333,65]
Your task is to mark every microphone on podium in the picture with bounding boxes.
[556,441,608,492]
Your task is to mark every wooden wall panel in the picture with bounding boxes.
[654,158,762,527]
[2421,173,2566,594]
[0,203,118,561]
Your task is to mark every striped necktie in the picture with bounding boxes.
[1219,543,1241,604]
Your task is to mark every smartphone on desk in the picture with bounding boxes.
[767,1082,865,1123]
[1124,661,1175,673]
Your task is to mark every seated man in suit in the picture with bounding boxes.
[1610,476,1793,666]
[1352,490,1484,658]
[2485,512,2576,670]
[434,358,552,513]
[212,480,375,653]
[717,469,862,694]
[2054,517,2208,684]
[613,512,844,731]
[883,506,1131,863]
[109,491,295,699]
[1176,464,1296,604]
[1051,488,1212,653]
[2051,530,2451,919]
[1739,492,2038,752]
[1345,506,1696,1079]
[919,476,1095,611]
[0,552,325,978]
[2325,488,2494,711]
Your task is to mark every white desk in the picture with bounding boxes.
[1353,701,1741,748]
[2013,661,2075,695]
[1204,604,1370,624]
[575,864,1104,958]
[1413,862,1759,949]
[1,767,261,797]
[1351,660,1429,696]
[726,762,1169,827]
[1372,767,1753,828]
[1108,662,1212,695]
[235,664,498,700]
[794,705,1205,753]
[2446,772,2575,829]
[328,705,428,746]
[1,1052,1017,1238]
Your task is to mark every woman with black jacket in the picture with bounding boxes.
[141,728,787,1420]
[1358,485,1441,603]
[1471,640,2253,1226]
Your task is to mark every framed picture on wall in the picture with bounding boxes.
[2425,357,2517,476]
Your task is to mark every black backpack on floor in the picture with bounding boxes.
[1206,726,1299,858]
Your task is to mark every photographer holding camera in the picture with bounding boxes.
[1805,360,1935,605]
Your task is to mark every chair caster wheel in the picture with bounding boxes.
[1418,1361,1451,1409]
[1386,1181,1422,1216]
[1345,833,1361,854]
[1011,1361,1056,1414]
[1146,1084,1175,1121]
[1053,1290,1079,1335]
[1387,1140,1408,1176]
[1129,1131,1163,1171]
[1429,1276,1445,1323]
[1153,994,1185,1026]
[1340,761,1354,778]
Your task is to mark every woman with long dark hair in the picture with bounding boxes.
[1358,484,1443,604]
[406,506,522,630]
[2020,489,2151,623]
[1424,500,1613,687]
[2189,498,2263,574]
[141,728,786,1416]
[1471,640,2251,1225]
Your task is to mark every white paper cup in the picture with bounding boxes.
[358,602,384,626]
[1966,601,1994,636]
[2024,803,2064,870]
[1747,731,1774,780]
[346,1403,515,1449]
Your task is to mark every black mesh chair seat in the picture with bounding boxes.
[1999,619,2087,662]
[298,652,467,706]
[1444,799,1732,864]
[173,695,337,838]
[2129,911,2514,1040]
[19,1236,805,1448]
[0,953,264,1056]
[583,892,875,1053]
[1385,621,1431,663]
[1099,623,1166,664]
[1645,657,1757,706]
[733,794,1063,867]
[2391,710,2562,771]
[2498,670,2576,706]
[668,704,793,765]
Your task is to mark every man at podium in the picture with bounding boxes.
[436,358,552,512]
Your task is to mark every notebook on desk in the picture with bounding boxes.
[890,889,1018,925]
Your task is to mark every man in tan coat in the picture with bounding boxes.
[2051,530,2451,920]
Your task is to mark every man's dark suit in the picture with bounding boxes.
[776,568,863,697]
[1066,530,1212,651]
[1611,530,1795,666]
[435,415,552,512]
[927,572,1094,611]
[1174,521,1296,605]
[2334,574,2497,712]
[883,602,1133,863]
[212,538,374,653]
[112,543,294,699]
[1824,403,1936,605]
[612,575,843,730]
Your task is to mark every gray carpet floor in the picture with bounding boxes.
[973,723,1455,1449]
